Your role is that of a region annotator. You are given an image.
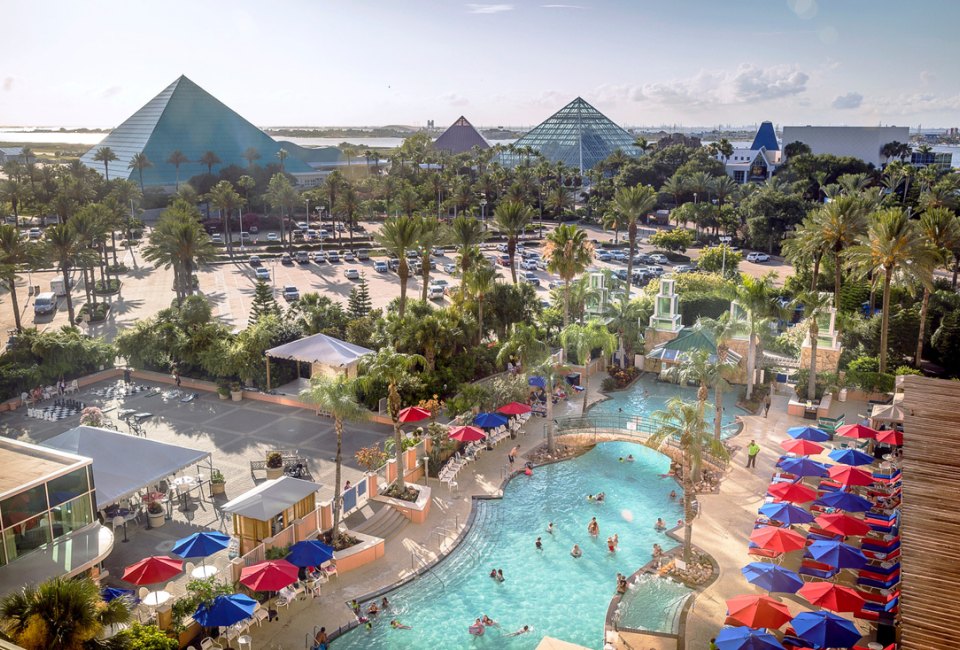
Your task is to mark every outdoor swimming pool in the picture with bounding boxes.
[334,442,688,649]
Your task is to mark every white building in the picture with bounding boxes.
[717,121,783,184]
[780,126,909,167]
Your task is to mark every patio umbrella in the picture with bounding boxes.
[101,587,135,603]
[786,426,830,442]
[837,423,878,440]
[474,412,509,429]
[498,401,532,415]
[750,526,807,553]
[791,610,863,649]
[741,563,804,594]
[448,425,486,442]
[777,457,830,478]
[122,556,182,585]
[529,375,546,388]
[814,491,873,513]
[767,481,817,504]
[828,464,875,487]
[798,582,866,613]
[725,594,793,629]
[193,594,257,628]
[875,428,903,446]
[827,448,875,467]
[780,439,825,455]
[286,540,335,567]
[397,406,431,424]
[806,539,869,570]
[172,531,231,558]
[715,626,785,650]
[815,513,871,538]
[758,502,815,525]
[239,559,299,592]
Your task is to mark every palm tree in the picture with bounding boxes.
[92,146,118,180]
[276,148,288,173]
[612,185,658,299]
[207,181,242,254]
[376,216,420,318]
[237,175,256,217]
[127,152,152,192]
[546,184,573,219]
[817,195,868,304]
[793,291,834,402]
[0,575,131,650]
[266,173,297,251]
[497,323,547,370]
[727,273,777,399]
[143,200,218,304]
[166,150,190,191]
[661,175,686,208]
[493,200,533,283]
[43,223,81,324]
[782,210,828,293]
[847,208,937,373]
[647,398,727,563]
[560,320,616,414]
[416,216,444,301]
[915,208,960,367]
[467,264,497,344]
[449,215,487,296]
[358,347,425,490]
[338,183,359,249]
[199,151,221,175]
[545,224,593,327]
[605,294,644,368]
[663,349,713,417]
[0,224,33,331]
[601,211,620,246]
[242,147,261,170]
[527,355,567,455]
[300,375,368,533]
[694,314,742,439]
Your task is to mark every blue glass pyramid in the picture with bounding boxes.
[750,121,779,151]
[508,97,641,172]
[80,75,311,186]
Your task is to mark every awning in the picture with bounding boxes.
[42,426,210,508]
[265,332,372,366]
[870,403,905,423]
[647,327,742,365]
[221,477,322,521]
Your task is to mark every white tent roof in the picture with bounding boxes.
[41,426,210,508]
[220,477,322,521]
[265,333,372,367]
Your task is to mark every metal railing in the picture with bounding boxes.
[410,549,445,590]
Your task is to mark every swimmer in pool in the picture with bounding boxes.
[655,517,666,531]
[626,454,635,462]
[469,618,485,636]
[547,522,554,535]
[391,620,411,629]
[571,544,582,558]
[482,614,498,627]
[505,625,532,637]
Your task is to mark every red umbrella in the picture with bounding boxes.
[836,423,878,440]
[239,560,299,592]
[397,406,431,424]
[768,481,818,504]
[497,401,532,415]
[750,525,807,553]
[725,594,793,629]
[815,513,871,537]
[798,582,866,613]
[780,438,825,455]
[123,556,183,585]
[828,464,874,486]
[448,425,486,442]
[875,428,903,446]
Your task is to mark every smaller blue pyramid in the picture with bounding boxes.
[750,121,779,151]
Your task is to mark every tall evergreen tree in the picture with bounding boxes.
[249,280,279,323]
[348,272,372,318]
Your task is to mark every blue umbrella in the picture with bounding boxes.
[101,587,135,603]
[758,502,815,525]
[474,412,509,429]
[715,626,785,650]
[787,426,830,442]
[814,491,873,513]
[806,539,868,570]
[172,531,231,559]
[193,594,257,628]
[529,375,546,388]
[740,563,804,594]
[286,540,335,567]
[791,611,862,649]
[828,448,874,467]
[778,457,831,478]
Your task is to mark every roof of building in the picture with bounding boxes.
[507,97,641,172]
[0,147,25,156]
[433,116,489,154]
[266,332,372,366]
[79,75,313,186]
[221,476,321,521]
[0,438,89,499]
[647,327,743,364]
[750,121,779,151]
[276,141,345,166]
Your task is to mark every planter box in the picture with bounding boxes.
[265,467,284,480]
[148,512,165,528]
[218,392,229,400]
[230,390,243,402]
[211,482,226,496]
[333,531,385,573]
[373,485,431,524]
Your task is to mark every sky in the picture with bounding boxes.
[2,0,959,130]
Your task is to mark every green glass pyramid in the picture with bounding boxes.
[509,97,641,172]
[80,75,311,186]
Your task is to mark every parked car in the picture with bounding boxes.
[248,255,262,266]
[255,267,270,280]
[432,247,446,256]
[266,233,280,242]
[443,263,457,274]
[248,225,259,234]
[595,250,612,262]
[497,243,509,253]
[282,285,300,301]
[318,229,331,240]
[643,265,664,276]
[673,264,697,273]
[633,254,653,265]
[388,258,400,271]
[344,268,360,280]
[612,269,628,281]
[548,279,563,290]
[357,249,370,261]
[344,250,356,262]
[280,253,293,265]
[313,251,327,263]
[33,292,57,316]
[746,252,770,263]
[498,255,511,267]
[406,250,419,259]
[238,232,250,241]
[522,271,540,287]
[520,258,539,271]
[296,221,308,230]
[211,233,223,244]
[649,254,669,265]
[306,229,318,240]
[374,260,389,273]
[327,251,340,263]
[610,250,627,262]
[295,251,310,264]
[428,284,445,300]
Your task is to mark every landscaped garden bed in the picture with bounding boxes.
[93,278,121,294]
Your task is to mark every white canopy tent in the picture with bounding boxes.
[41,426,211,508]
[220,476,322,521]
[265,332,373,390]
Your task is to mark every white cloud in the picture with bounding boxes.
[2,77,12,92]
[832,92,863,110]
[465,4,513,13]
[919,70,936,85]
[441,92,469,107]
[541,4,585,8]
[869,92,960,116]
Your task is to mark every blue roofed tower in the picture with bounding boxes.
[750,121,779,151]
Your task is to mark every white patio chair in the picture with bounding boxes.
[251,605,269,627]
[199,639,222,650]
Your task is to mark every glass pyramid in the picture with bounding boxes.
[434,116,489,154]
[507,97,641,172]
[80,75,312,187]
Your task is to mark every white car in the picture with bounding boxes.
[649,254,669,265]
[282,285,299,300]
[443,263,457,274]
[254,267,270,280]
[211,233,223,244]
[344,268,360,280]
[343,250,356,262]
[428,285,445,300]
[266,233,280,242]
[746,252,770,263]
[520,259,539,271]
[28,227,42,239]
[313,251,326,263]
[248,255,262,266]
[296,221,308,230]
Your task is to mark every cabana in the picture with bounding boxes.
[41,426,210,508]
[220,477,321,554]
[869,403,904,428]
[264,332,373,392]
[647,327,742,370]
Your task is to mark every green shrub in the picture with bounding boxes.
[794,369,839,401]
[93,278,121,294]
[116,623,177,650]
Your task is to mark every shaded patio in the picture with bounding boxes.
[265,332,372,391]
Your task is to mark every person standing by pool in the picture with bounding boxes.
[746,439,760,468]
[312,627,328,650]
[588,517,599,536]
[607,536,616,552]
[509,445,520,466]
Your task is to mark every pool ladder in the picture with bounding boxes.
[410,549,445,590]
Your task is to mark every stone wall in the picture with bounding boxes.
[799,344,842,376]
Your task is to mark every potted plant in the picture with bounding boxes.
[147,501,165,528]
[216,382,230,401]
[230,381,243,402]
[265,452,284,480]
[210,469,226,496]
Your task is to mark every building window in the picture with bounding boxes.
[3,514,52,560]
[48,468,89,507]
[734,171,746,183]
[50,493,94,539]
[1,484,48,529]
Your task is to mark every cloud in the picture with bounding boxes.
[831,92,863,110]
[2,77,12,92]
[100,86,122,99]
[541,3,584,8]
[869,92,960,116]
[919,70,935,85]
[465,4,513,13]
[441,92,469,107]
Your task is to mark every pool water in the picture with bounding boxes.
[589,374,742,434]
[334,442,687,650]
[614,574,691,631]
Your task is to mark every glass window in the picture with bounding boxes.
[1,484,49,528]
[50,494,94,539]
[3,514,51,560]
[47,468,89,507]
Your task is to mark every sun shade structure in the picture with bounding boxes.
[767,481,817,504]
[448,425,486,442]
[715,626,786,650]
[741,563,804,594]
[806,539,869,569]
[474,412,509,429]
[780,438,825,455]
[749,526,806,553]
[725,594,792,629]
[498,402,532,415]
[433,116,490,154]
[397,406,431,424]
[42,426,210,508]
[646,327,742,365]
[798,582,865,613]
[240,559,299,592]
[286,540,334,567]
[874,428,903,445]
[777,457,830,478]
[506,97,642,173]
[836,423,878,439]
[790,610,863,649]
[79,75,313,186]
[827,448,874,466]
[758,502,815,525]
[122,556,182,585]
[828,464,875,486]
[193,593,257,628]
[814,513,871,537]
[172,531,231,559]
[786,426,830,442]
[814,491,873,512]
[265,332,373,390]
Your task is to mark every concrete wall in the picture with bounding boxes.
[781,125,909,166]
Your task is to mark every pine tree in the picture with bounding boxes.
[348,272,372,319]
[250,280,280,323]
